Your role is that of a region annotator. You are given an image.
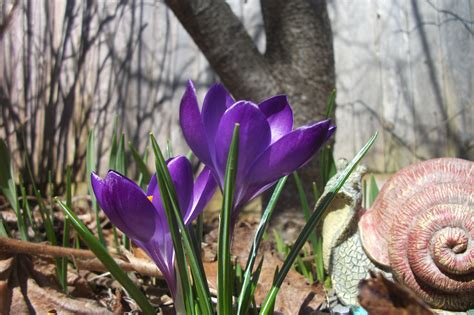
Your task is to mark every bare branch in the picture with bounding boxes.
[0,236,163,278]
[0,0,19,42]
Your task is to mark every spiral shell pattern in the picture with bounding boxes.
[390,183,474,310]
[359,158,474,310]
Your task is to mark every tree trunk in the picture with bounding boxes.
[165,0,335,213]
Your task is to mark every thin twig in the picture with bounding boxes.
[0,237,163,278]
[0,0,19,41]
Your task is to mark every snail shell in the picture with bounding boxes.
[359,158,474,310]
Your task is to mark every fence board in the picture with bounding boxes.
[1,0,472,182]
[328,0,473,172]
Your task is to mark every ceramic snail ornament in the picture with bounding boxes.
[319,158,474,311]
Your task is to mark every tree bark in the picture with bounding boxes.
[165,0,335,212]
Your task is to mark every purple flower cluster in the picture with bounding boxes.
[91,80,335,297]
[180,81,335,215]
[91,156,216,296]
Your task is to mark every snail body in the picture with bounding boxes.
[321,158,474,311]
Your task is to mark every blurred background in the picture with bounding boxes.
[1,0,472,191]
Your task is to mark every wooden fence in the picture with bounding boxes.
[329,0,473,171]
[0,0,472,187]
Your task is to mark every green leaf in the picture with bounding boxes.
[116,134,130,249]
[293,172,324,282]
[107,129,121,252]
[319,145,337,187]
[86,130,105,246]
[166,139,174,160]
[0,139,23,238]
[60,166,73,293]
[367,175,379,207]
[0,139,16,210]
[108,129,118,170]
[295,254,312,283]
[259,132,378,314]
[237,176,288,315]
[128,141,151,185]
[218,124,239,315]
[151,138,194,315]
[273,229,288,257]
[21,185,38,238]
[325,89,336,119]
[0,216,7,238]
[312,181,320,201]
[150,134,212,315]
[34,189,56,246]
[56,199,155,314]
[116,133,127,175]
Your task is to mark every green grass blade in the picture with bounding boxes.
[273,229,288,257]
[196,212,204,251]
[21,142,43,241]
[248,257,265,314]
[320,88,337,185]
[108,129,118,170]
[166,139,174,160]
[137,150,149,190]
[116,134,130,250]
[218,124,239,315]
[87,130,105,246]
[259,132,378,314]
[325,89,336,119]
[362,178,369,208]
[150,135,212,315]
[116,134,127,175]
[0,139,17,210]
[155,165,194,315]
[368,175,379,207]
[60,166,73,293]
[319,145,337,187]
[55,199,155,314]
[0,139,25,239]
[128,141,151,185]
[237,176,287,315]
[107,130,121,253]
[34,189,56,245]
[312,181,320,201]
[185,150,194,161]
[293,172,324,282]
[0,216,7,237]
[295,254,312,283]
[188,223,207,287]
[47,172,63,283]
[21,185,38,238]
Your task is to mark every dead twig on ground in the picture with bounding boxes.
[0,236,163,278]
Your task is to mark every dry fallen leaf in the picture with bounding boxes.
[358,271,434,315]
[0,253,111,314]
[204,222,325,314]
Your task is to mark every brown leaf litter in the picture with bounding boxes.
[358,271,434,315]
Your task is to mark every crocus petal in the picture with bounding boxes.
[258,95,293,143]
[238,181,277,209]
[215,101,272,188]
[136,235,177,297]
[146,174,157,197]
[91,171,157,243]
[326,125,336,141]
[184,167,217,224]
[247,120,333,190]
[180,81,212,165]
[201,83,235,164]
[148,156,194,219]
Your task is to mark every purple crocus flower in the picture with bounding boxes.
[180,81,335,218]
[91,155,216,298]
